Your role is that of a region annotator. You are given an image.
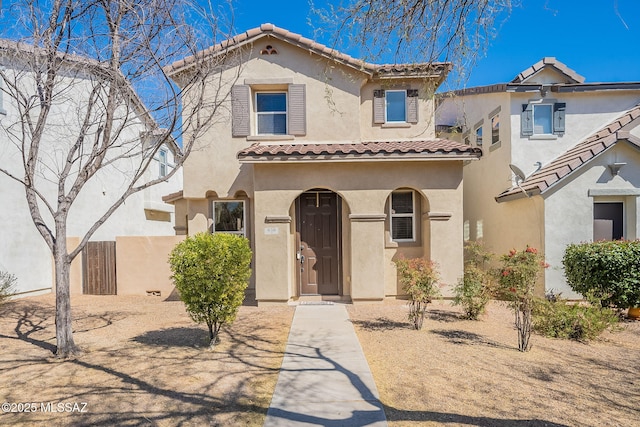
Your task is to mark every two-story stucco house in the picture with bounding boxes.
[437,57,640,297]
[164,24,481,305]
[0,40,182,297]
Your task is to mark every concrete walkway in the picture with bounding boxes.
[264,303,387,427]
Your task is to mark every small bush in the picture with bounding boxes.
[563,240,640,309]
[394,257,441,330]
[533,296,619,341]
[169,233,252,347]
[453,242,494,320]
[0,271,16,304]
[497,246,548,352]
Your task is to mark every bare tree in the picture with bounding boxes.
[313,0,517,84]
[0,0,239,358]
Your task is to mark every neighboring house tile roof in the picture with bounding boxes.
[510,57,585,84]
[237,139,481,162]
[165,23,451,80]
[496,104,640,202]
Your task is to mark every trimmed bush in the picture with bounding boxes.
[563,240,640,309]
[394,257,441,330]
[533,296,619,341]
[453,241,494,320]
[169,232,252,347]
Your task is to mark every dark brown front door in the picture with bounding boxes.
[297,191,340,295]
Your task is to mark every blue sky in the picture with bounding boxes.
[228,0,640,89]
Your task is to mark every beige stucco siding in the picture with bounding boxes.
[250,160,464,302]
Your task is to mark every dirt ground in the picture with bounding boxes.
[0,294,294,426]
[1,295,638,427]
[348,300,640,427]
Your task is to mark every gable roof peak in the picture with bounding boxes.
[511,57,585,84]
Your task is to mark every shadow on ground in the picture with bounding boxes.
[132,327,210,347]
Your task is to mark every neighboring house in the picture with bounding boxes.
[0,40,182,297]
[437,57,640,298]
[164,23,481,305]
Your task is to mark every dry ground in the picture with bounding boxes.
[0,294,294,426]
[348,300,640,427]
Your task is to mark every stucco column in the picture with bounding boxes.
[349,214,386,302]
[253,191,294,304]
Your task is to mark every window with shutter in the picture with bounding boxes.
[522,101,566,137]
[373,89,385,124]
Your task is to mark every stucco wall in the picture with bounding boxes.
[115,235,186,296]
[544,142,640,298]
[249,160,464,303]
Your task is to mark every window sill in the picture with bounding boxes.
[489,141,501,152]
[529,134,558,140]
[247,135,295,141]
[386,240,421,248]
[382,122,411,128]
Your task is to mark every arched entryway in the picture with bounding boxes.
[295,189,342,296]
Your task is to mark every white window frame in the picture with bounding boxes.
[385,90,407,123]
[158,148,168,178]
[212,200,246,236]
[389,190,416,242]
[532,103,553,135]
[255,91,287,135]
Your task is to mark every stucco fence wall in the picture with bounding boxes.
[69,235,185,296]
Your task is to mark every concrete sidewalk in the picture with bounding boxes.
[264,303,387,427]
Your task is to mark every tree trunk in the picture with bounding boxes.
[53,236,81,358]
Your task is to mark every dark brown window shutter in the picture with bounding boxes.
[231,85,250,137]
[407,89,419,123]
[373,89,385,124]
[288,84,306,135]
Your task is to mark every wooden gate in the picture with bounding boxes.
[82,241,117,295]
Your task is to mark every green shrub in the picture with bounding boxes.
[453,241,494,320]
[497,246,548,352]
[169,233,252,347]
[0,271,16,304]
[563,240,640,309]
[533,295,619,341]
[394,257,441,330]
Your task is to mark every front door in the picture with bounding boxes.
[297,191,340,295]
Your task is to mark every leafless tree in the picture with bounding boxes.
[0,0,239,358]
[313,0,517,84]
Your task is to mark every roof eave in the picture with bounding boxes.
[238,152,481,163]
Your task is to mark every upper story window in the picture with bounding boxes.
[491,113,500,144]
[256,92,287,135]
[158,149,168,177]
[521,102,566,137]
[374,89,419,125]
[475,124,483,146]
[231,84,306,138]
[389,190,415,242]
[386,90,407,122]
[213,200,245,236]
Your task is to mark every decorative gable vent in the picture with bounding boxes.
[260,45,278,55]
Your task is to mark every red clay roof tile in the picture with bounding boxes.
[237,139,481,161]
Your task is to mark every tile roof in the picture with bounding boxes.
[496,104,640,202]
[165,23,450,79]
[510,57,585,84]
[237,139,481,162]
